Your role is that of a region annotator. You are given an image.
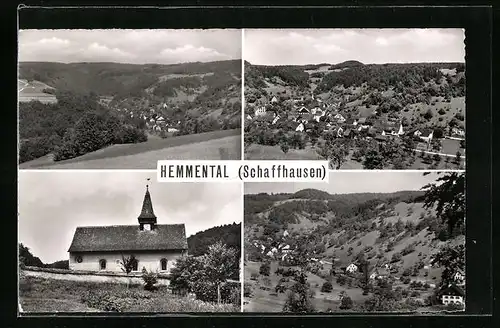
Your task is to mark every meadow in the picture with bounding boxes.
[19,275,237,313]
[19,129,241,169]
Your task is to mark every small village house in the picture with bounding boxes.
[68,184,188,274]
[346,263,358,273]
[290,122,305,132]
[271,96,278,103]
[254,106,267,117]
[453,269,465,286]
[438,284,465,306]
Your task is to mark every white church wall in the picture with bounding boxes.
[22,267,171,286]
[69,251,185,273]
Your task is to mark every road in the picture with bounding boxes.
[413,148,466,159]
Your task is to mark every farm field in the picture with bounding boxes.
[19,129,241,169]
[19,275,237,313]
[18,79,57,103]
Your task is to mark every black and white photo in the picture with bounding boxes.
[243,29,465,170]
[243,171,465,313]
[18,29,242,169]
[18,171,242,313]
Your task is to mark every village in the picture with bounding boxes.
[245,229,465,312]
[244,90,465,169]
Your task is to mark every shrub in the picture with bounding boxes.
[321,281,333,293]
[339,294,353,310]
[259,262,271,276]
[81,290,129,312]
[142,268,158,291]
[250,272,259,280]
[446,302,465,311]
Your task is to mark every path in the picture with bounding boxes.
[413,149,466,159]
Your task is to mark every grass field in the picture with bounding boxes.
[20,129,241,169]
[243,261,369,312]
[19,275,237,313]
[18,79,57,103]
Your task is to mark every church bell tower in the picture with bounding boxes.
[138,182,157,231]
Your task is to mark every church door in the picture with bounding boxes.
[99,259,107,270]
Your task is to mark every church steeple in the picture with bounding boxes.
[138,180,157,231]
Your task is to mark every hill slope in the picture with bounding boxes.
[19,60,242,164]
[187,222,241,257]
[243,185,465,312]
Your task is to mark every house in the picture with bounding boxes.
[451,127,465,138]
[438,284,465,305]
[167,127,179,133]
[343,128,353,138]
[419,128,434,143]
[345,118,358,127]
[369,272,378,280]
[346,263,358,273]
[271,96,278,103]
[271,115,281,125]
[453,269,465,286]
[254,106,267,116]
[332,126,344,138]
[290,122,305,132]
[334,113,346,123]
[397,123,404,136]
[283,230,289,237]
[297,106,310,114]
[246,114,252,120]
[68,184,188,273]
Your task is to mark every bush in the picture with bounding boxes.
[339,294,353,310]
[259,262,271,276]
[142,268,158,291]
[446,302,465,311]
[321,281,333,293]
[81,290,129,312]
[250,272,259,280]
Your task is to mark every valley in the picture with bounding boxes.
[243,173,466,313]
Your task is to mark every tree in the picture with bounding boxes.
[119,254,138,289]
[318,141,349,170]
[339,291,353,310]
[454,151,462,165]
[204,242,239,304]
[363,150,384,169]
[321,281,333,293]
[431,244,465,287]
[421,172,465,234]
[260,262,271,276]
[280,141,290,154]
[282,269,315,313]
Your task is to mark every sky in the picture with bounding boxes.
[18,29,242,64]
[245,171,440,195]
[18,171,242,263]
[244,29,465,65]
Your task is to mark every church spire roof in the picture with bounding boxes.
[138,182,157,224]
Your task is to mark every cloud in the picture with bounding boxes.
[244,28,465,65]
[18,29,241,64]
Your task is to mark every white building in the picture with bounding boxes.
[68,184,188,274]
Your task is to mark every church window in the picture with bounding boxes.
[75,255,83,263]
[99,259,107,270]
[144,224,151,231]
[132,259,139,271]
[161,258,168,271]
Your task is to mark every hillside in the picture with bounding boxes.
[18,60,242,164]
[244,61,465,169]
[243,176,465,313]
[187,222,241,257]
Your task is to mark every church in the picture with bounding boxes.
[67,183,188,273]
